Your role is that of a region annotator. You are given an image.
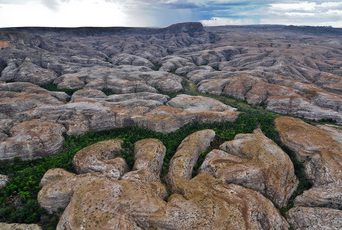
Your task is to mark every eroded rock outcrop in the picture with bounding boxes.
[54,65,183,94]
[0,174,8,189]
[0,223,41,230]
[200,129,298,208]
[111,53,155,69]
[0,82,238,160]
[73,139,128,178]
[275,116,342,186]
[0,119,66,160]
[1,59,57,85]
[287,207,342,230]
[294,186,342,209]
[0,82,68,118]
[38,130,289,229]
[167,129,216,192]
[197,73,342,124]
[1,24,342,124]
[134,95,238,133]
[275,116,342,229]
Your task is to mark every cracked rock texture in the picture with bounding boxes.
[0,83,238,159]
[287,207,342,230]
[0,223,41,230]
[200,129,298,208]
[0,22,342,229]
[0,24,341,124]
[73,139,128,178]
[1,23,341,161]
[38,130,289,229]
[276,116,342,229]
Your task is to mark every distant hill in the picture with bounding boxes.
[206,24,342,36]
[0,22,205,36]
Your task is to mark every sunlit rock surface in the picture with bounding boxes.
[200,129,298,208]
[0,22,342,229]
[0,223,41,230]
[275,116,342,229]
[38,130,289,229]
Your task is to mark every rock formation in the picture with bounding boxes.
[1,58,57,85]
[38,130,290,229]
[0,174,8,189]
[0,23,341,229]
[1,24,341,124]
[0,223,41,230]
[0,82,238,160]
[200,129,298,208]
[54,65,183,94]
[275,116,342,229]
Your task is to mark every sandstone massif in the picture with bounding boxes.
[0,23,341,160]
[0,23,341,229]
[0,23,341,126]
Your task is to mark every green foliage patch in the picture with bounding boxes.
[41,83,78,96]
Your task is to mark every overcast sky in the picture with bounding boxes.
[0,0,341,28]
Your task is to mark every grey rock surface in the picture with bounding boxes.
[200,129,298,208]
[0,82,238,159]
[0,174,8,189]
[1,24,341,124]
[0,23,341,229]
[287,207,342,230]
[275,116,342,229]
[0,223,41,230]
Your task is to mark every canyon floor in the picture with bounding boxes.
[0,23,341,229]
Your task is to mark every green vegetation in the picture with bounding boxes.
[0,79,316,229]
[41,83,78,96]
[280,145,313,215]
[101,87,115,96]
[0,97,280,229]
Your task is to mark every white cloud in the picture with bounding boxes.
[265,1,342,28]
[326,10,342,16]
[320,2,342,8]
[284,12,315,17]
[269,1,317,12]
[201,17,257,26]
[0,0,127,27]
[0,0,341,28]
